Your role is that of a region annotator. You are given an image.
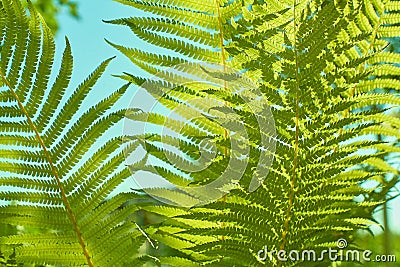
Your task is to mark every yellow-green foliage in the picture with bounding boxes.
[1,0,400,266]
[110,0,400,266]
[0,0,154,266]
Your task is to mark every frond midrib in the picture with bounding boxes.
[278,1,301,263]
[0,70,94,267]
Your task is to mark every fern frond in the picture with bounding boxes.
[107,0,253,78]
[116,1,400,267]
[108,0,400,266]
[0,1,154,266]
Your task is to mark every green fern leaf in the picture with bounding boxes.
[110,0,400,266]
[0,1,155,266]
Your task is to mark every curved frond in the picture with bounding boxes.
[0,1,154,266]
[112,0,400,266]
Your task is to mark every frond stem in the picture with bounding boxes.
[279,1,300,262]
[0,71,95,267]
[215,0,228,241]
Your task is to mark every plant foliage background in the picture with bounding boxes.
[0,0,400,266]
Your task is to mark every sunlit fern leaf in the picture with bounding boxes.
[0,0,155,266]
[111,0,400,266]
[151,1,400,266]
[106,0,253,77]
[108,0,261,209]
[333,0,400,220]
[106,3,251,180]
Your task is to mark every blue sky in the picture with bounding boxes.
[54,0,400,234]
[54,0,139,93]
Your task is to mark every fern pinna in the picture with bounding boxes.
[0,0,155,266]
[110,0,400,266]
